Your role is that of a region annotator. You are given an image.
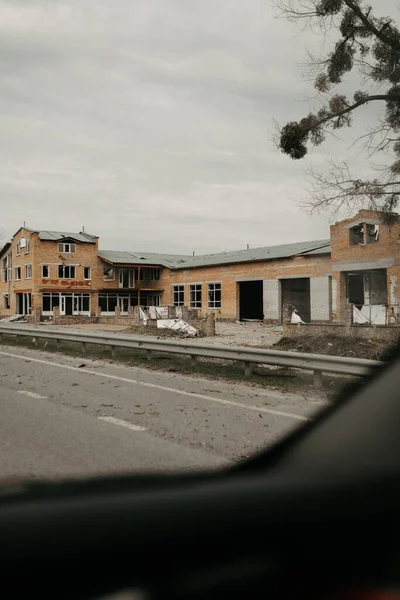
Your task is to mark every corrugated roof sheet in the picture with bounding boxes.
[98,250,191,267]
[170,239,331,269]
[98,240,331,270]
[38,230,96,243]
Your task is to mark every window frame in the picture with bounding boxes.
[173,284,185,307]
[189,283,202,308]
[58,242,76,254]
[25,264,32,279]
[24,238,30,254]
[58,264,76,279]
[15,266,21,281]
[16,242,21,256]
[208,282,221,309]
[3,293,10,309]
[42,264,50,278]
[84,266,91,280]
[103,266,115,281]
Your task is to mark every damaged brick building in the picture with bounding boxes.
[0,210,398,325]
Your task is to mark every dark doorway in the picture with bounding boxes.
[16,293,23,315]
[348,273,364,308]
[65,296,73,315]
[239,280,263,320]
[281,278,311,323]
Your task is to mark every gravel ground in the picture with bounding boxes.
[54,321,283,348]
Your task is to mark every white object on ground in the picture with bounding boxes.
[291,310,306,324]
[148,306,169,320]
[139,307,148,326]
[157,318,198,337]
[353,304,387,325]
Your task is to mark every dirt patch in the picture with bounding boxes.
[45,321,283,346]
[276,334,391,360]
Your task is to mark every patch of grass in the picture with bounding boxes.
[0,332,343,395]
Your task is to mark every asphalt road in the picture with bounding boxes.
[0,344,326,482]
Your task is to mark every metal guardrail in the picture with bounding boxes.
[0,324,382,387]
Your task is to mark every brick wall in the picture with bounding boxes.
[159,254,332,321]
[330,210,400,322]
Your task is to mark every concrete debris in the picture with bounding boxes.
[0,314,26,323]
[157,319,198,337]
[148,306,169,320]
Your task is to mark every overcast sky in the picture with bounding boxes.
[0,0,395,253]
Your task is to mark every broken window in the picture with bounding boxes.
[347,270,387,307]
[119,268,134,288]
[133,268,145,282]
[173,285,184,306]
[42,265,49,278]
[103,266,115,280]
[208,283,221,308]
[15,267,21,280]
[190,284,202,308]
[58,242,76,253]
[84,266,91,280]
[42,294,51,313]
[2,255,11,282]
[25,264,32,279]
[349,224,364,245]
[366,223,379,244]
[58,265,76,278]
[147,268,160,281]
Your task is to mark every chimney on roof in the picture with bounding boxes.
[193,251,195,256]
[246,244,249,250]
[82,226,85,232]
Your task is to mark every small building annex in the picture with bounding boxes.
[0,210,399,325]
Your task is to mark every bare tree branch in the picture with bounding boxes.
[274,0,400,216]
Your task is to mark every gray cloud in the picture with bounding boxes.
[0,0,396,252]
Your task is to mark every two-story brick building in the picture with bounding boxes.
[1,210,399,325]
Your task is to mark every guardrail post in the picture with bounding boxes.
[244,362,252,377]
[56,339,61,350]
[82,342,87,354]
[190,355,198,363]
[313,369,323,389]
[15,334,19,345]
[33,337,38,348]
[111,345,116,358]
[0,332,3,343]
[147,350,153,361]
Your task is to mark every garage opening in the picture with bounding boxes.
[281,278,310,323]
[239,280,263,321]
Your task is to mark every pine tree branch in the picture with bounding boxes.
[317,94,388,127]
[343,0,399,50]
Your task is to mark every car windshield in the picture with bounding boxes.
[0,0,396,483]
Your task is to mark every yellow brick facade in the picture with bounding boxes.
[160,254,332,321]
[1,211,399,324]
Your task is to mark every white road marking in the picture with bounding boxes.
[17,390,48,400]
[0,350,310,422]
[98,416,147,431]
